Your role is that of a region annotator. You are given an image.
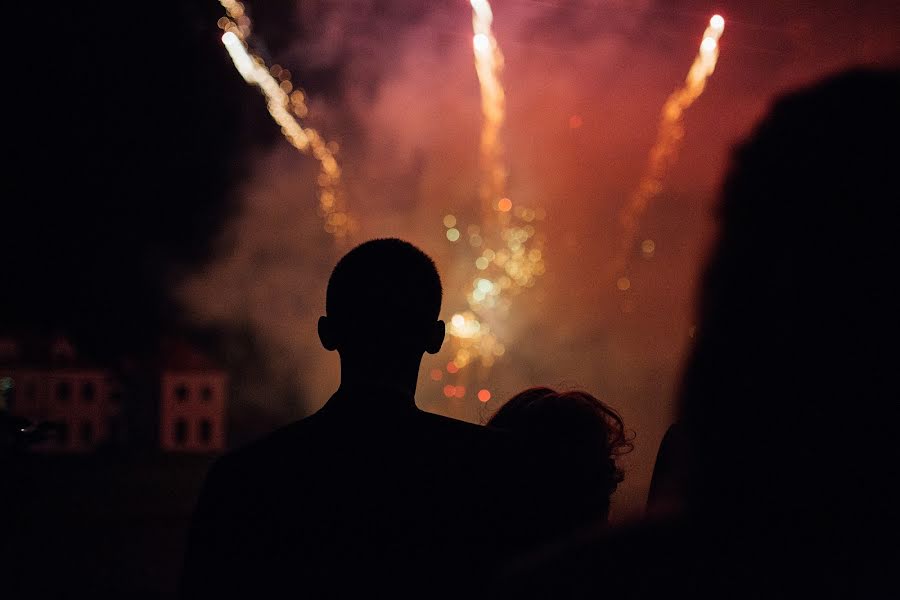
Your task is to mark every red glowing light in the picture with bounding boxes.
[443,385,456,398]
[430,368,443,381]
[446,361,459,374]
[454,385,466,398]
[568,115,583,129]
[497,197,512,212]
[477,389,491,403]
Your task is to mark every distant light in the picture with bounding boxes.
[710,14,725,31]
[451,314,466,329]
[475,257,489,270]
[568,115,584,129]
[430,369,443,381]
[476,278,494,294]
[443,214,457,228]
[473,33,490,54]
[497,197,512,212]
[700,37,718,53]
[443,384,456,398]
[446,228,461,242]
[454,385,466,399]
[447,361,460,374]
[477,389,491,403]
[616,276,631,291]
[641,239,656,258]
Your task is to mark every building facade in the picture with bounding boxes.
[159,371,227,452]
[1,337,123,452]
[0,335,227,453]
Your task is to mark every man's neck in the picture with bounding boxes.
[337,355,422,401]
[328,379,418,416]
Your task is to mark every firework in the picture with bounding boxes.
[441,1,546,391]
[616,15,725,282]
[218,1,353,238]
[470,0,507,212]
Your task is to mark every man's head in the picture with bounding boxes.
[319,239,445,360]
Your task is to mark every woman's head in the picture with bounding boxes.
[488,387,633,528]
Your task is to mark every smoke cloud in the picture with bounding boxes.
[181,0,898,519]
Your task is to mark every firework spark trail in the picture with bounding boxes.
[440,1,546,392]
[218,0,353,239]
[471,0,507,213]
[614,15,725,286]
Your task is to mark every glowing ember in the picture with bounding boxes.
[616,15,725,284]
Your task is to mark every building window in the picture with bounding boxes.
[81,381,96,403]
[56,380,72,404]
[201,386,213,403]
[80,422,94,445]
[174,419,188,446]
[199,419,212,444]
[175,384,189,403]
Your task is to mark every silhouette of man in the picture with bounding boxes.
[181,239,519,599]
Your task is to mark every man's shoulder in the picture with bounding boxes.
[210,414,324,479]
[414,408,501,435]
[412,408,514,452]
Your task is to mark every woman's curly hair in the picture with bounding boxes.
[488,387,634,505]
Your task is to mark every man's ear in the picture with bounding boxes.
[424,320,445,355]
[318,316,338,351]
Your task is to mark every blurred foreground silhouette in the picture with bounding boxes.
[492,67,900,599]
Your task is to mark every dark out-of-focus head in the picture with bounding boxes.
[319,239,444,357]
[681,68,900,532]
[489,387,633,528]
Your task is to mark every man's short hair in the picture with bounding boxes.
[326,239,442,341]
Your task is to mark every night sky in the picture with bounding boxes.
[4,0,898,519]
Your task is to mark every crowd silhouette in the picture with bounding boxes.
[182,67,899,599]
